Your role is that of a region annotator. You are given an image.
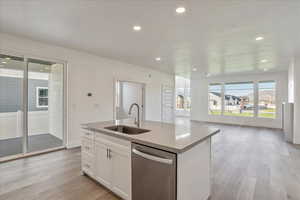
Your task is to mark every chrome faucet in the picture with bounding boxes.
[128,103,140,127]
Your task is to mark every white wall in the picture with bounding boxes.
[191,72,288,129]
[0,33,174,148]
[288,60,295,103]
[0,112,21,140]
[292,56,300,144]
[49,64,64,140]
[0,111,49,140]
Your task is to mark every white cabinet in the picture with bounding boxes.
[95,142,112,188]
[81,130,131,200]
[110,143,131,200]
[81,152,94,177]
[81,135,94,177]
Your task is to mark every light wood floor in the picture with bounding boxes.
[0,124,299,200]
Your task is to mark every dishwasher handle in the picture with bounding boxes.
[132,148,173,165]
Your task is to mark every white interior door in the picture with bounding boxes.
[161,85,175,123]
[115,81,144,121]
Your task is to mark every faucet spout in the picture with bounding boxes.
[128,103,140,127]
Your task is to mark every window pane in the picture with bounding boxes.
[175,76,191,114]
[176,95,185,109]
[258,81,276,118]
[224,82,254,117]
[208,84,222,115]
[39,88,48,97]
[39,98,48,106]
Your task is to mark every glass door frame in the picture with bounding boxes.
[0,49,67,161]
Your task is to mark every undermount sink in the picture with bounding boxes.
[104,125,150,135]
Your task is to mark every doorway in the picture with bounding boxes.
[114,81,145,122]
[0,53,65,160]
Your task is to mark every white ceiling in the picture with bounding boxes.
[1,0,300,77]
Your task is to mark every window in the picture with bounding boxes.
[176,95,185,109]
[175,76,191,112]
[224,82,254,117]
[36,87,48,108]
[258,81,276,118]
[208,84,222,115]
[207,81,277,119]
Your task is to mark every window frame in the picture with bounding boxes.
[208,80,277,119]
[208,83,223,115]
[223,81,255,118]
[257,80,276,119]
[36,87,49,108]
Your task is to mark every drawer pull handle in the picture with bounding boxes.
[108,149,112,159]
[85,146,90,150]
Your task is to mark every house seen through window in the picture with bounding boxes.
[224,82,254,117]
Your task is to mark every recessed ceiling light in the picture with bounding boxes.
[255,36,264,41]
[206,73,211,77]
[192,68,197,72]
[263,68,269,71]
[133,25,142,31]
[1,61,7,64]
[5,57,11,60]
[261,59,268,63]
[176,7,186,14]
[155,57,161,61]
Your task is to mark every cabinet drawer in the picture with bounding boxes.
[82,152,94,176]
[82,138,94,155]
[82,129,94,140]
[95,132,130,149]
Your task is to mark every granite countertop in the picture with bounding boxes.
[82,120,220,153]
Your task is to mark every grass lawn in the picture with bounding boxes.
[258,108,276,118]
[223,111,254,117]
[209,109,276,118]
[258,113,275,118]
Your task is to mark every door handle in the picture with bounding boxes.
[132,148,173,165]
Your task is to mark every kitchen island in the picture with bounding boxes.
[81,120,219,200]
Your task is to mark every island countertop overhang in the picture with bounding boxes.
[82,120,220,153]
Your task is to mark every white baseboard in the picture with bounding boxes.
[66,142,81,149]
[191,119,282,130]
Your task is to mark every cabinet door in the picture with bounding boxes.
[95,142,112,188]
[111,147,131,200]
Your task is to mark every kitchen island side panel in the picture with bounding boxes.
[177,138,211,200]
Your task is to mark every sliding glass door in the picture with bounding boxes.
[0,54,25,158]
[0,53,65,159]
[27,58,64,153]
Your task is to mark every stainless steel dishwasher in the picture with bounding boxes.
[132,143,176,200]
